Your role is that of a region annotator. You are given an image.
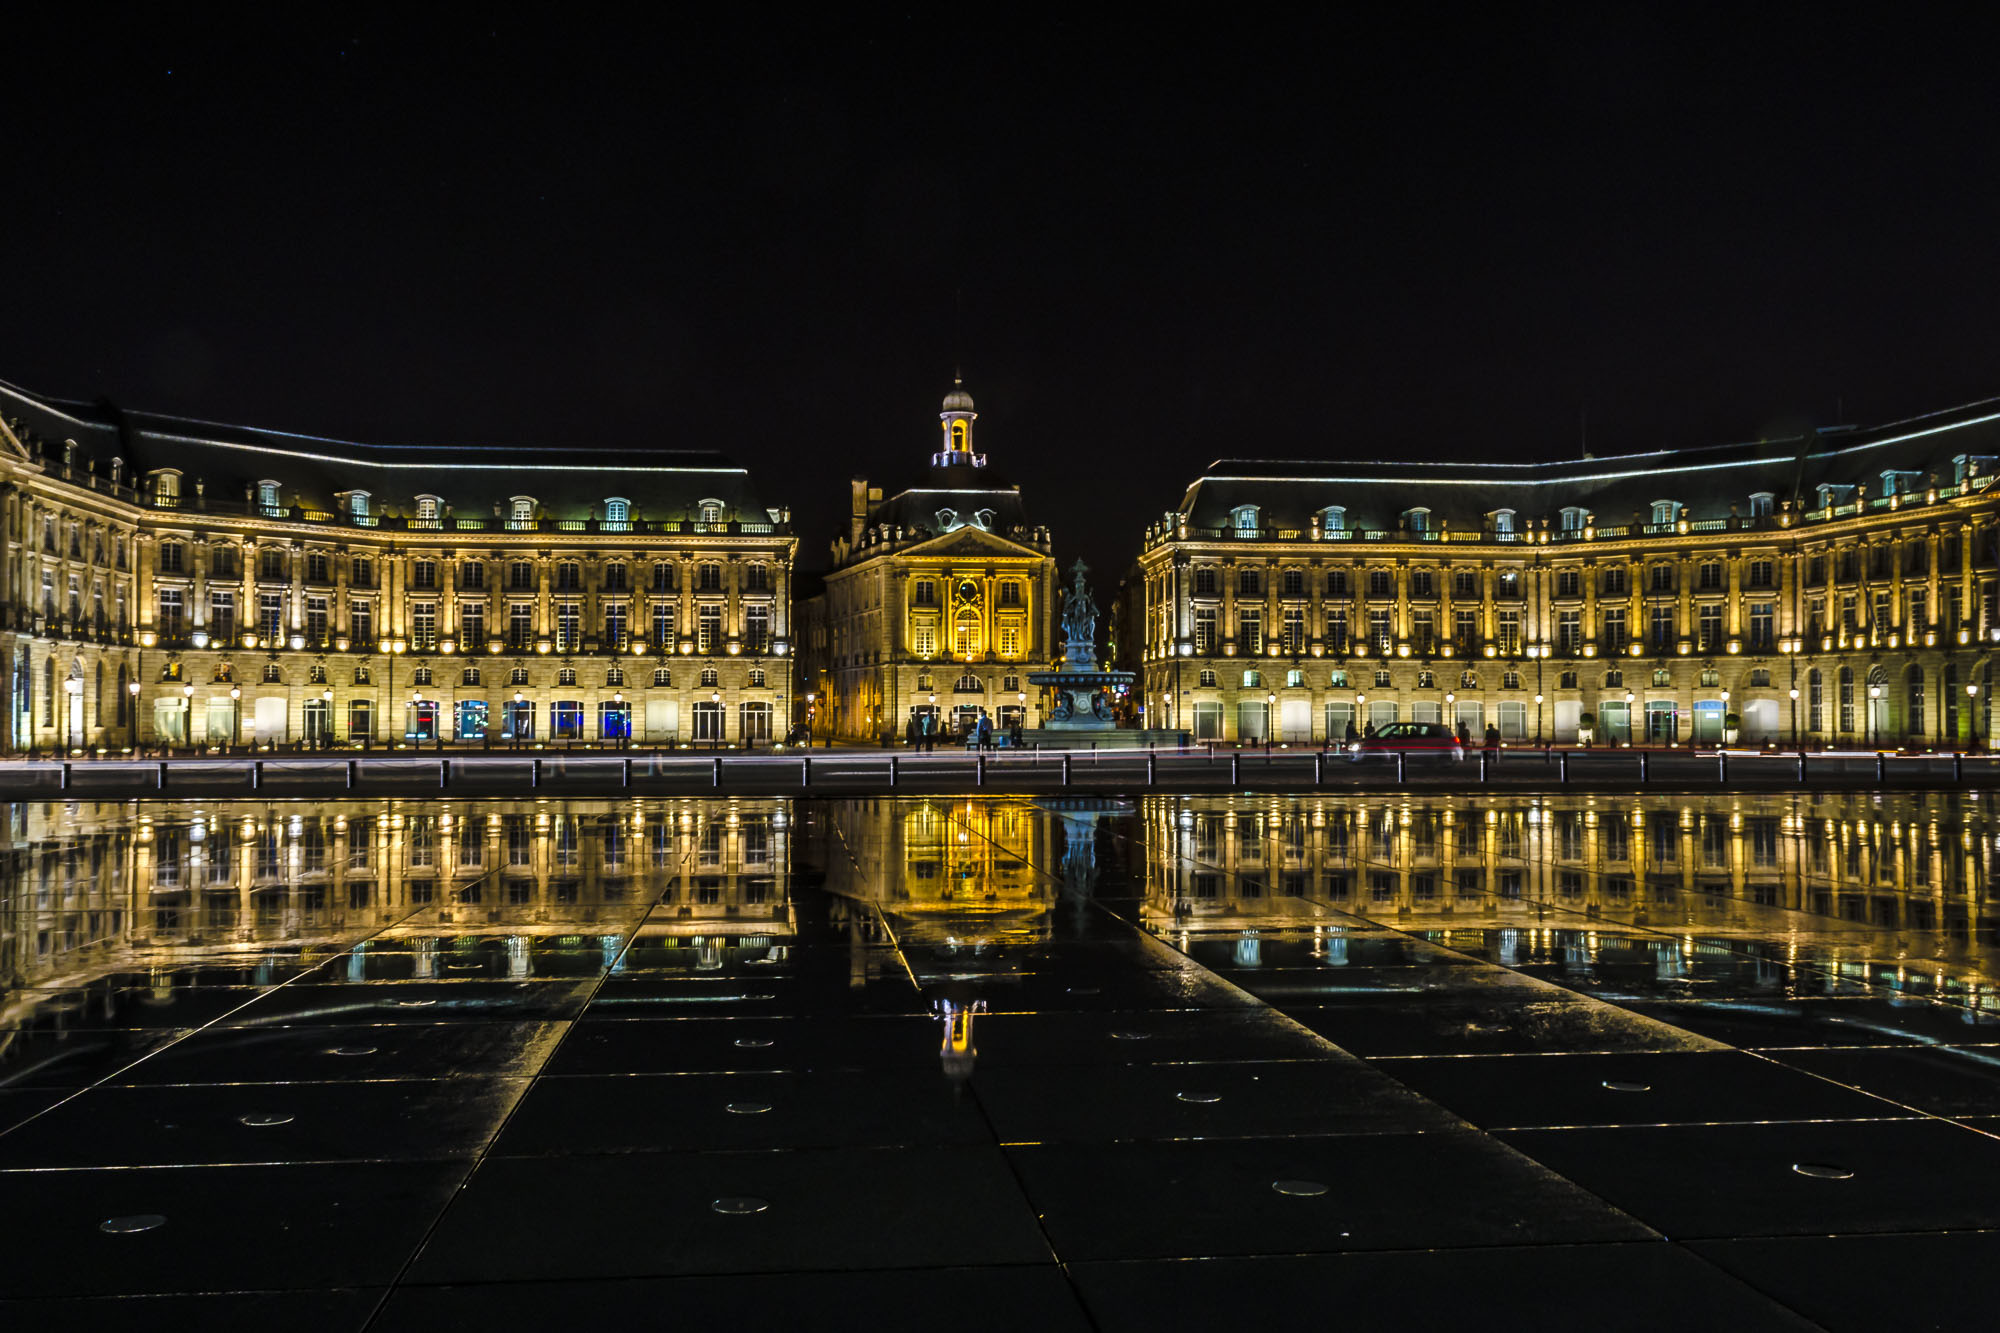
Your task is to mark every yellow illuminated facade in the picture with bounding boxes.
[806,381,1058,741]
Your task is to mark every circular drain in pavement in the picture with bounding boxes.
[239,1113,294,1127]
[1067,986,1101,996]
[99,1214,166,1234]
[1271,1180,1329,1197]
[1601,1080,1651,1092]
[1792,1162,1855,1180]
[712,1197,769,1215]
[726,1102,773,1115]
[733,1038,775,1049]
[392,999,437,1008]
[1176,1091,1222,1104]
[1109,1031,1152,1041]
[328,1047,378,1056]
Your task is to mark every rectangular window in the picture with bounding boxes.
[555,602,579,651]
[1194,607,1217,653]
[1454,609,1477,649]
[1556,610,1581,655]
[411,601,437,651]
[510,603,534,649]
[1602,607,1627,649]
[651,602,675,648]
[1237,610,1262,655]
[698,604,723,654]
[306,595,329,646]
[1496,610,1520,654]
[259,592,284,642]
[209,591,236,642]
[350,600,373,645]
[1748,603,1774,652]
[998,621,1020,656]
[1369,609,1392,653]
[913,620,936,656]
[1698,604,1723,653]
[692,700,725,741]
[411,559,437,590]
[603,601,628,649]
[744,605,770,653]
[1411,610,1435,654]
[460,601,485,646]
[1649,606,1676,652]
[1282,607,1305,652]
[552,701,584,739]
[158,588,185,637]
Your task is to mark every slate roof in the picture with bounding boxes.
[1174,397,2000,533]
[0,378,783,523]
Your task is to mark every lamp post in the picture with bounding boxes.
[411,688,424,748]
[1624,690,1635,747]
[711,689,722,752]
[387,638,406,748]
[127,678,141,752]
[1868,682,1882,749]
[613,690,626,750]
[320,688,333,749]
[1789,685,1801,752]
[1968,681,1980,751]
[229,685,242,753]
[804,691,816,747]
[1355,691,1366,741]
[62,675,81,753]
[512,690,526,749]
[181,682,193,754]
[1266,691,1277,748]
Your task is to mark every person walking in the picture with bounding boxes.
[1483,723,1501,763]
[977,710,992,752]
[919,711,934,753]
[1456,720,1472,750]
[1344,719,1359,747]
[905,712,919,749]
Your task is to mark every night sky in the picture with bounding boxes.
[5,11,1998,586]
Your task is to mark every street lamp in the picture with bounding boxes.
[1266,691,1276,747]
[181,682,193,753]
[1968,682,1980,751]
[1624,690,1635,747]
[1533,691,1544,744]
[512,690,526,748]
[319,688,333,750]
[229,684,242,752]
[711,689,722,752]
[127,678,141,751]
[1868,682,1881,749]
[1789,686,1801,752]
[62,675,81,753]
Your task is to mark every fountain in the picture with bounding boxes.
[1027,561,1188,748]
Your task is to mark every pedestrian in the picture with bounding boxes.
[919,711,933,753]
[1483,723,1501,761]
[905,712,919,748]
[1344,719,1359,747]
[1010,718,1024,748]
[1363,721,1377,740]
[977,710,992,751]
[1456,721,1472,750]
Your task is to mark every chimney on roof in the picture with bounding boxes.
[850,477,870,547]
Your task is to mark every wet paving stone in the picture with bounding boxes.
[111,1022,570,1085]
[1282,990,1723,1057]
[1686,1231,2000,1332]
[968,1008,1339,1067]
[1377,1050,1911,1129]
[493,1069,992,1154]
[972,1058,1462,1142]
[0,1161,465,1298]
[1069,1244,1823,1332]
[375,1266,1092,1333]
[1007,1131,1655,1262]
[0,1026,194,1089]
[0,1078,530,1167]
[409,1146,1051,1282]
[1621,996,2000,1049]
[0,1288,383,1333]
[545,1014,942,1074]
[215,979,596,1026]
[1496,1118,2000,1239]
[1764,1044,2000,1117]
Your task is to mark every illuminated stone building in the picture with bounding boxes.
[1137,398,2000,747]
[806,380,1057,741]
[0,379,795,751]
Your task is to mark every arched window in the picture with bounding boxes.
[509,496,536,526]
[955,673,983,692]
[415,495,441,523]
[954,610,981,656]
[749,667,766,686]
[1749,492,1775,518]
[1808,668,1824,732]
[354,665,371,685]
[652,667,672,686]
[1404,507,1430,533]
[604,497,630,527]
[1319,506,1346,534]
[1231,505,1260,534]
[348,491,371,518]
[257,480,281,511]
[1461,671,1478,689]
[1560,507,1587,533]
[698,498,724,525]
[700,666,719,687]
[462,667,482,686]
[1491,509,1516,538]
[1651,500,1678,526]
[950,421,968,450]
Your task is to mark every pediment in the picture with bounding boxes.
[901,526,1043,559]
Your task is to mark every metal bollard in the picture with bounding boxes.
[1061,754,1072,786]
[250,761,261,791]
[1558,751,1569,783]
[1717,751,1727,783]
[1875,752,1886,783]
[802,754,811,785]
[439,759,450,788]
[976,754,986,787]
[59,761,71,792]
[1396,751,1406,784]
[530,757,541,788]
[1639,752,1649,783]
[712,756,723,787]
[346,759,357,789]
[1230,752,1241,785]
[1955,752,1964,782]
[889,755,899,787]
[1797,752,1807,784]
[157,761,168,790]
[621,758,631,788]
[1313,752,1324,785]
[1479,751,1489,782]
[1147,752,1157,786]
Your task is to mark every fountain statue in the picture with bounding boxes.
[1027,561,1137,732]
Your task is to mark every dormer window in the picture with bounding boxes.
[1490,509,1516,538]
[509,496,535,526]
[1749,492,1774,518]
[1559,506,1587,532]
[1880,470,1921,497]
[698,498,725,525]
[256,480,281,512]
[1403,507,1430,534]
[415,494,441,523]
[1229,504,1260,535]
[346,491,371,519]
[1651,500,1678,526]
[1816,483,1853,509]
[1319,505,1346,535]
[151,469,182,500]
[604,497,631,527]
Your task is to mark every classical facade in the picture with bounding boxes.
[1137,398,2000,748]
[805,380,1057,741]
[0,378,795,752]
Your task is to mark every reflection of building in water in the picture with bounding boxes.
[1,798,793,1002]
[1140,793,2000,940]
[818,798,1056,984]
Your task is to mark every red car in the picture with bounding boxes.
[1349,722,1465,761]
